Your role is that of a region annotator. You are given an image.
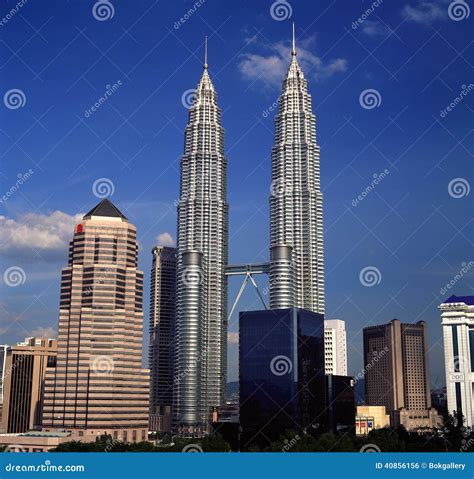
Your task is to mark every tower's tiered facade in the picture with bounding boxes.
[175,62,229,436]
[269,46,325,314]
[42,200,149,441]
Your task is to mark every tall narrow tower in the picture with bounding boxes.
[269,24,325,314]
[175,39,229,436]
[42,199,150,442]
[149,245,176,433]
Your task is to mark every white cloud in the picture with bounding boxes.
[228,331,239,344]
[30,326,57,339]
[402,0,447,25]
[0,211,82,260]
[361,20,391,37]
[156,232,175,247]
[238,36,347,88]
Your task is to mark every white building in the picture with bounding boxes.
[324,319,347,376]
[0,345,7,405]
[440,295,474,428]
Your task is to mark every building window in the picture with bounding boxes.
[452,326,459,372]
[455,382,462,413]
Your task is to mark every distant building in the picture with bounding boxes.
[431,387,448,414]
[0,344,7,430]
[326,374,354,432]
[363,319,441,432]
[0,431,72,452]
[41,199,149,442]
[239,308,325,448]
[355,406,390,435]
[0,344,7,405]
[440,295,474,428]
[149,245,176,433]
[1,337,57,434]
[324,320,347,376]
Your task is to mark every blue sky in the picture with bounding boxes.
[0,0,472,386]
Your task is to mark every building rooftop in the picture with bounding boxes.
[83,199,128,221]
[0,431,71,438]
[443,294,474,305]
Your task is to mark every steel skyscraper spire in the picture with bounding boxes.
[269,24,325,314]
[174,38,229,436]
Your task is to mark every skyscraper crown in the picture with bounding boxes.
[83,198,128,221]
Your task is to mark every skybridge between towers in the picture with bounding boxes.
[225,262,270,321]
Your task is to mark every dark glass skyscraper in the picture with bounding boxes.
[239,308,325,449]
[149,246,176,433]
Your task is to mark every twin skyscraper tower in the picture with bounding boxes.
[173,25,325,436]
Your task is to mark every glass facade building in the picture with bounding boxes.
[239,308,325,448]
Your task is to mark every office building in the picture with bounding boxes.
[355,406,390,435]
[269,25,324,314]
[41,199,150,442]
[325,374,355,432]
[1,337,57,433]
[149,245,176,433]
[363,319,441,431]
[175,41,229,436]
[440,295,474,428]
[0,344,7,430]
[239,308,325,448]
[0,344,7,405]
[324,319,347,376]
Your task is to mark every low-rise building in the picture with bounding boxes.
[355,406,390,435]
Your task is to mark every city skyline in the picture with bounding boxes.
[0,0,472,390]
